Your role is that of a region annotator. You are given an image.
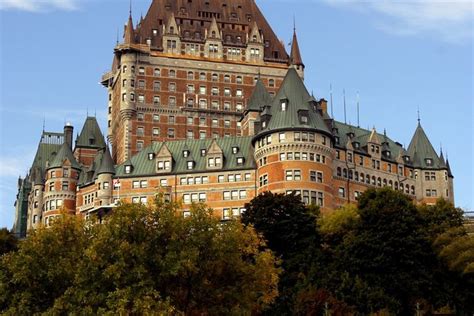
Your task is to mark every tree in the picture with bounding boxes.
[323,188,438,314]
[0,199,280,314]
[0,214,88,315]
[0,228,18,256]
[242,192,322,314]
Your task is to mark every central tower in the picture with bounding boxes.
[102,0,305,164]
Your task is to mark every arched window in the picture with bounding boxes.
[411,186,415,195]
[337,167,342,177]
[366,174,370,184]
[343,168,348,178]
[389,180,393,188]
[354,171,359,182]
[360,173,364,182]
[405,184,410,194]
[377,177,382,187]
[371,176,376,186]
[395,181,399,190]
[383,178,387,186]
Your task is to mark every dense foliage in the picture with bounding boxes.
[244,188,474,315]
[0,199,279,315]
[0,228,18,256]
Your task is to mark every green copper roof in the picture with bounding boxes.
[332,121,408,162]
[96,147,116,176]
[116,136,256,177]
[48,142,81,170]
[408,123,443,169]
[30,131,64,177]
[255,68,331,138]
[75,117,106,149]
[247,79,272,112]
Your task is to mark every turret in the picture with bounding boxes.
[251,68,334,211]
[408,121,453,204]
[44,143,81,226]
[241,79,272,136]
[95,146,115,206]
[124,12,135,45]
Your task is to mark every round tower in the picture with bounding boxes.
[252,69,335,211]
[29,168,45,230]
[95,147,116,206]
[43,143,81,226]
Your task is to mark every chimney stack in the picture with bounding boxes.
[64,123,73,150]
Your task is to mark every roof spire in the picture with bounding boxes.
[417,106,421,125]
[290,23,304,68]
[124,2,135,45]
[42,116,45,132]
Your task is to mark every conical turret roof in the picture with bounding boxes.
[290,29,303,67]
[96,147,116,176]
[253,68,331,140]
[75,117,106,149]
[124,13,135,44]
[407,122,442,169]
[247,79,272,112]
[48,142,81,170]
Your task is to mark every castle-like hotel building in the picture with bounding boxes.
[13,0,454,237]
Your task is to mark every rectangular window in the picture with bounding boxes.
[62,181,68,191]
[338,187,345,198]
[223,191,231,200]
[279,133,286,143]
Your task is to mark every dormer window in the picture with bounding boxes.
[281,100,287,111]
[347,132,355,138]
[157,161,171,171]
[187,161,195,170]
[124,165,133,174]
[300,115,308,124]
[425,158,433,166]
[353,142,360,149]
[335,136,340,145]
[148,153,155,160]
[262,121,266,128]
[183,150,190,158]
[201,149,206,156]
[404,156,410,163]
[232,146,239,154]
[236,157,245,166]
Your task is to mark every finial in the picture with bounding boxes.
[417,106,421,124]
[129,0,132,16]
[257,68,261,79]
[116,27,119,45]
[440,143,443,155]
[293,14,296,33]
[42,116,45,132]
[384,128,387,137]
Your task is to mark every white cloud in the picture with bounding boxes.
[0,0,78,12]
[322,0,474,43]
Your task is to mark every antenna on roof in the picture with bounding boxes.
[343,88,347,124]
[116,28,119,45]
[330,83,334,118]
[356,91,360,128]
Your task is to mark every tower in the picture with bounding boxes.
[408,121,454,204]
[252,68,334,211]
[101,0,292,164]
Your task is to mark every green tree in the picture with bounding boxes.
[0,199,280,314]
[324,188,437,314]
[242,192,322,314]
[0,228,18,256]
[0,214,88,315]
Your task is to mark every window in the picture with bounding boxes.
[224,74,230,82]
[224,88,231,96]
[223,191,231,200]
[169,70,176,77]
[279,133,286,143]
[139,67,145,75]
[125,165,133,174]
[211,87,219,96]
[187,161,194,170]
[138,80,145,89]
[281,101,287,111]
[62,181,68,191]
[212,73,218,81]
[259,174,268,186]
[236,89,243,98]
[187,71,194,80]
[132,181,140,189]
[338,187,345,198]
[153,81,161,91]
[168,128,175,139]
[169,82,176,92]
[154,68,161,76]
[152,128,160,136]
[199,72,206,80]
[136,141,144,152]
[236,157,245,165]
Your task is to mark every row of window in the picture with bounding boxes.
[256,132,327,148]
[285,190,324,206]
[45,199,63,211]
[49,168,70,179]
[180,176,209,185]
[124,65,276,87]
[222,208,247,220]
[280,152,327,164]
[48,181,69,192]
[218,173,252,183]
[223,190,247,200]
[183,193,207,204]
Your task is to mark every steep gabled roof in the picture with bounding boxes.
[30,131,64,176]
[75,117,106,149]
[246,79,272,112]
[407,123,442,169]
[254,68,331,139]
[48,142,81,170]
[133,0,288,62]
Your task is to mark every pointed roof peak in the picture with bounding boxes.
[408,122,442,169]
[48,142,81,170]
[247,79,272,112]
[290,27,304,67]
[96,146,115,176]
[124,10,135,44]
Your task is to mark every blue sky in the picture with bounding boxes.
[0,0,472,228]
